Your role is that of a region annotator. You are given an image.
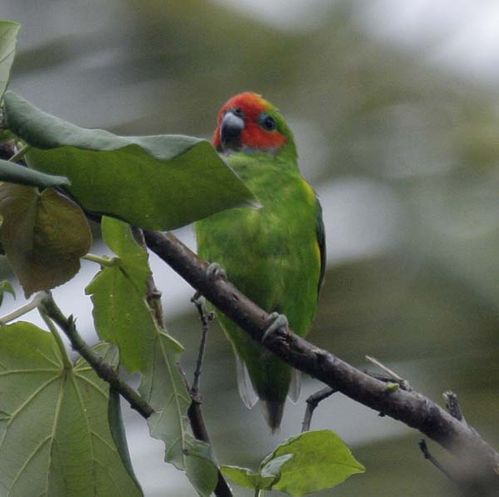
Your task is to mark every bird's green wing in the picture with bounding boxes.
[316,197,326,295]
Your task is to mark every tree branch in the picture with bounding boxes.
[39,292,154,418]
[143,230,499,480]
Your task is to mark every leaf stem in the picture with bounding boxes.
[38,305,72,370]
[8,143,30,163]
[82,253,116,266]
[0,292,44,325]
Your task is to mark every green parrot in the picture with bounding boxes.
[195,92,325,431]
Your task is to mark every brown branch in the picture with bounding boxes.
[143,230,499,481]
[190,292,214,396]
[301,386,336,432]
[40,292,154,418]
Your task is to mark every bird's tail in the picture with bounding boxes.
[261,400,285,433]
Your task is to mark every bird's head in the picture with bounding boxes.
[213,92,296,158]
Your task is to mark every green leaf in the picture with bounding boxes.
[0,322,143,497]
[0,184,92,297]
[139,331,218,497]
[221,466,262,490]
[3,91,257,230]
[85,217,157,372]
[0,158,70,188]
[260,453,294,483]
[222,454,293,491]
[223,431,364,496]
[0,279,15,306]
[108,388,143,491]
[88,217,218,496]
[264,430,365,496]
[183,436,219,497]
[0,21,20,99]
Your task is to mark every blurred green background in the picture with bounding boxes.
[2,0,498,496]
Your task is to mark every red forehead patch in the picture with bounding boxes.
[213,92,287,151]
[220,92,270,117]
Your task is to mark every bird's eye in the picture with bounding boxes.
[260,114,277,131]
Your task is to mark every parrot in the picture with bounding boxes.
[195,92,325,431]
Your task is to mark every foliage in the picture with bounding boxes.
[0,184,92,297]
[88,217,219,496]
[0,322,143,497]
[0,17,365,497]
[222,430,365,496]
[0,20,19,99]
[3,91,256,230]
[86,217,157,372]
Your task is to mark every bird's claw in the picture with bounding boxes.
[262,312,288,343]
[206,262,227,280]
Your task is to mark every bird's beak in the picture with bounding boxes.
[220,111,244,151]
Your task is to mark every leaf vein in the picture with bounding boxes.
[9,435,51,491]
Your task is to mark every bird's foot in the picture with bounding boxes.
[262,312,289,343]
[205,262,227,280]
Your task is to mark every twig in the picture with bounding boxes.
[190,292,214,396]
[131,227,165,328]
[302,386,336,432]
[419,439,458,483]
[364,371,410,391]
[365,355,411,391]
[143,230,499,478]
[39,292,154,418]
[187,293,233,497]
[444,391,465,423]
[132,227,233,497]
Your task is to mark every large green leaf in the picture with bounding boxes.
[264,430,365,496]
[3,91,256,230]
[0,184,92,297]
[139,331,218,497]
[0,158,69,188]
[86,217,157,372]
[88,217,218,496]
[0,21,19,99]
[222,430,364,496]
[0,322,143,497]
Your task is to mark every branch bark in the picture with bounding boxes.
[144,230,499,481]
